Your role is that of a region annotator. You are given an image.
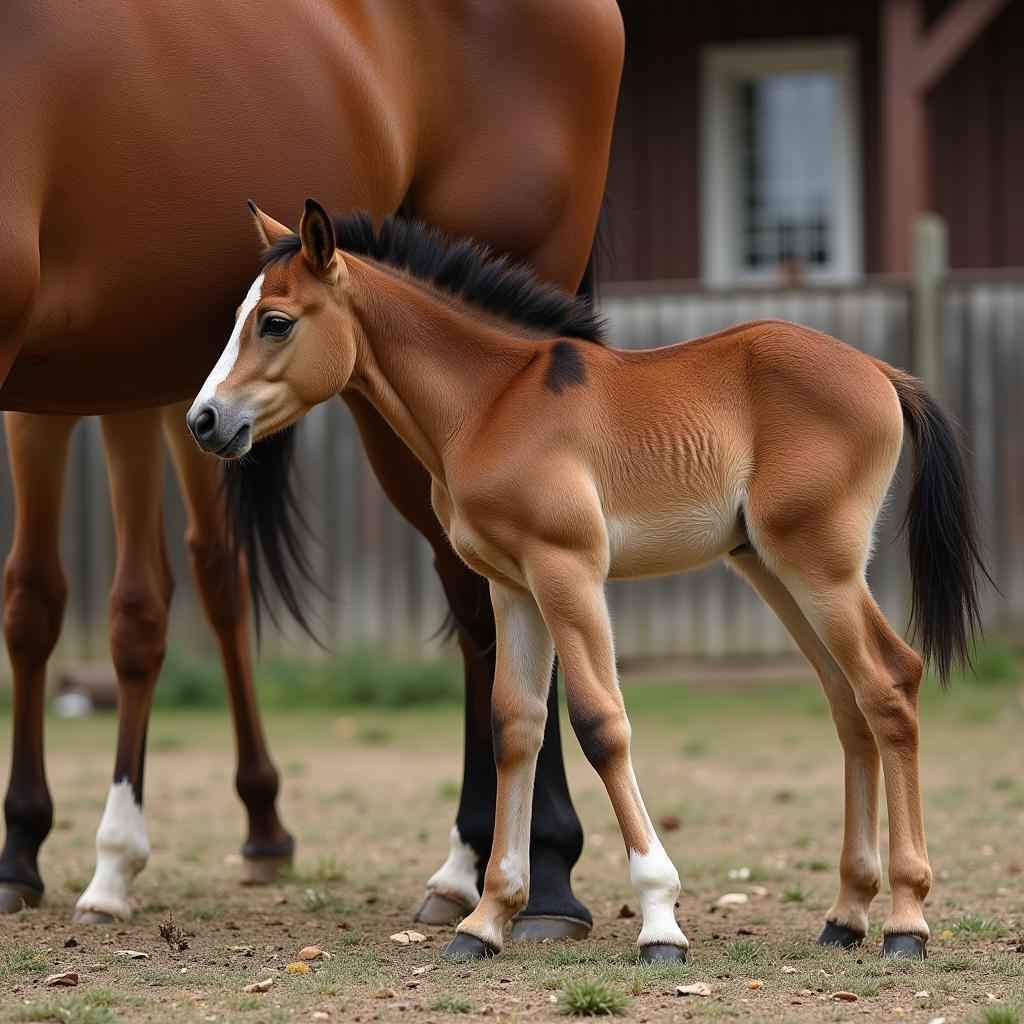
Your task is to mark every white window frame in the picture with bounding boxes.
[700,40,863,286]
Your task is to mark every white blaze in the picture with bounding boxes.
[189,272,264,413]
[75,780,150,920]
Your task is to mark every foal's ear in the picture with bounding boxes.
[247,200,292,248]
[299,198,337,276]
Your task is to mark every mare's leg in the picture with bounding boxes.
[74,410,173,922]
[525,552,688,963]
[728,548,882,946]
[161,402,293,882]
[443,583,555,959]
[343,392,589,937]
[0,413,76,912]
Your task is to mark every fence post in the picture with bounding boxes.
[911,212,948,398]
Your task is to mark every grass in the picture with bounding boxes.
[970,1005,1023,1024]
[430,994,475,1013]
[559,979,629,1016]
[4,989,130,1024]
[951,913,1009,938]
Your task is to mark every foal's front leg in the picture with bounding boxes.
[443,584,554,959]
[531,555,688,962]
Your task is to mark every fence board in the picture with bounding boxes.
[0,280,1020,673]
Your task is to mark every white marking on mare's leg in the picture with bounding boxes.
[75,780,149,920]
[630,840,688,949]
[425,825,480,910]
[188,272,264,413]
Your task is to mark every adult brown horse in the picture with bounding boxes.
[0,0,623,931]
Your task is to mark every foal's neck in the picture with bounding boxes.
[345,258,539,479]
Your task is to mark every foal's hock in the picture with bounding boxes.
[191,201,988,963]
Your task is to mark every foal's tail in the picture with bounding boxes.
[879,364,991,686]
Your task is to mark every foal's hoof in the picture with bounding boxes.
[415,892,473,926]
[442,933,499,961]
[0,884,41,914]
[510,915,592,941]
[241,836,295,886]
[72,909,117,925]
[817,920,866,949]
[638,943,687,964]
[881,933,927,959]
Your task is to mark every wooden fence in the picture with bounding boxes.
[0,276,1020,668]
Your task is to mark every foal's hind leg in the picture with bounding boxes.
[728,548,882,946]
[75,410,173,923]
[0,413,77,913]
[161,403,293,882]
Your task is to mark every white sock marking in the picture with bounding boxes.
[630,841,688,949]
[189,272,264,415]
[426,826,480,910]
[75,780,150,920]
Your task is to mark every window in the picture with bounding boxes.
[701,42,862,285]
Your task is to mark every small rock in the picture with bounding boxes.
[243,979,274,993]
[716,893,749,907]
[389,930,427,945]
[285,961,311,974]
[64,937,79,948]
[677,982,712,997]
[749,885,770,898]
[927,1018,946,1024]
[312,1014,331,1021]
[376,988,397,999]
[87,964,108,972]
[411,965,436,976]
[729,867,751,881]
[617,904,636,919]
[915,990,930,999]
[782,966,798,974]
[298,946,330,960]
[831,991,859,1002]
[45,972,79,987]
[748,979,764,989]
[115,950,150,959]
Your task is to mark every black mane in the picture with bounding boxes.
[261,211,606,344]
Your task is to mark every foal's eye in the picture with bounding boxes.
[260,315,294,339]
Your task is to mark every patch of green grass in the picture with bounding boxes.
[781,883,807,903]
[951,913,1008,938]
[430,994,475,1013]
[283,854,346,884]
[726,939,765,964]
[0,941,47,980]
[547,946,603,967]
[559,979,629,1016]
[4,989,130,1024]
[969,1004,1023,1024]
[300,886,352,913]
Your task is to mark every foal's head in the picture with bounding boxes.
[187,199,354,457]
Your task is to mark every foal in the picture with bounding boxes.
[189,201,987,962]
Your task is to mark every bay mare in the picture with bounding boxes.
[0,0,622,928]
[191,201,987,961]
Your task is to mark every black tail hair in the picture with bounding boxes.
[882,365,993,685]
[223,424,321,642]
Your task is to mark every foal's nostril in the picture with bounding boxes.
[193,405,218,440]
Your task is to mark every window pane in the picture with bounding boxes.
[739,71,838,272]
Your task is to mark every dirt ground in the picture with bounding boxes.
[0,675,1022,1024]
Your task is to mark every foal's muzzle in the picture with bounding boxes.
[186,399,253,458]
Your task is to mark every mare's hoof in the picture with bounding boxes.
[415,892,473,926]
[72,909,117,925]
[882,933,927,959]
[241,836,295,886]
[0,884,41,914]
[510,915,592,941]
[638,943,687,964]
[442,933,499,961]
[817,920,866,949]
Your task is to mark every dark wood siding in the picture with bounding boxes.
[929,0,1024,269]
[607,0,1022,283]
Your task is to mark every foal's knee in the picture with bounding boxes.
[568,703,631,773]
[491,696,547,767]
[855,650,923,746]
[109,580,172,684]
[3,561,66,666]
